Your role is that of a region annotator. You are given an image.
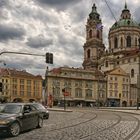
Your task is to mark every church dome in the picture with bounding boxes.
[110,19,140,30]
[110,2,140,31]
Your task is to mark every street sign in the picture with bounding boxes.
[63,92,69,96]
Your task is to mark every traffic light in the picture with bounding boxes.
[49,53,53,64]
[45,53,53,64]
[0,82,3,92]
[46,53,50,63]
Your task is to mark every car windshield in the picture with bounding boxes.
[33,104,46,110]
[1,104,22,114]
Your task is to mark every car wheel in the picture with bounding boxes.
[37,117,43,128]
[10,122,20,137]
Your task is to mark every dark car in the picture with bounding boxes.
[32,103,49,119]
[0,103,44,137]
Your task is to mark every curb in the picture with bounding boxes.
[98,109,140,115]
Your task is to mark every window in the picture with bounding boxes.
[134,58,136,62]
[85,89,92,98]
[87,49,90,58]
[110,91,112,97]
[105,61,108,67]
[114,37,118,48]
[121,37,123,47]
[109,83,113,89]
[126,36,131,47]
[131,69,134,77]
[139,38,140,48]
[135,38,137,46]
[20,79,24,85]
[114,83,118,89]
[97,30,100,38]
[89,30,92,38]
[75,88,82,97]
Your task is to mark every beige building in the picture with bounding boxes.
[106,67,131,107]
[46,67,106,107]
[0,68,42,103]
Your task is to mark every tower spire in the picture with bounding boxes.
[125,0,127,9]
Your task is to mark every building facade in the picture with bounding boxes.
[106,67,131,107]
[46,2,139,107]
[46,67,106,107]
[0,68,42,103]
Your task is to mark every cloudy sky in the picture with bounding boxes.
[0,0,140,78]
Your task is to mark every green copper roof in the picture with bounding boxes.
[110,19,140,30]
[89,3,100,20]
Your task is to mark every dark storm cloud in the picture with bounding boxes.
[35,0,81,10]
[0,24,25,41]
[26,35,53,48]
[0,0,9,8]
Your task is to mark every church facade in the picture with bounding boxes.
[82,2,139,106]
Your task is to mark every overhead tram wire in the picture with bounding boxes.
[104,0,118,23]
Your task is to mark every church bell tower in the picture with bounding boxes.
[82,3,105,70]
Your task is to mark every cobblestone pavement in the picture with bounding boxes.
[1,109,140,140]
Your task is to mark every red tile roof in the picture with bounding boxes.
[0,68,42,79]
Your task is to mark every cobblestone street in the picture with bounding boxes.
[1,109,140,140]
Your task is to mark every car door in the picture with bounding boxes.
[21,105,33,131]
[29,104,39,128]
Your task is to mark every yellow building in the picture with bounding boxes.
[106,67,131,107]
[0,68,42,103]
[46,67,106,107]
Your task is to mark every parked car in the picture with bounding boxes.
[0,103,44,137]
[32,103,49,119]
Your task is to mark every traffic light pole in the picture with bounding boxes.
[0,51,45,57]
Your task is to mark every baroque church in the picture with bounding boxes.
[46,2,139,107]
[83,2,140,85]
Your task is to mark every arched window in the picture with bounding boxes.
[135,38,137,46]
[121,37,123,47]
[87,49,90,58]
[97,30,100,38]
[138,38,140,48]
[131,69,134,77]
[114,37,118,48]
[126,36,131,47]
[89,30,92,38]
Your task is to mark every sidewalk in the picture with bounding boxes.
[48,107,72,112]
[99,107,140,115]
